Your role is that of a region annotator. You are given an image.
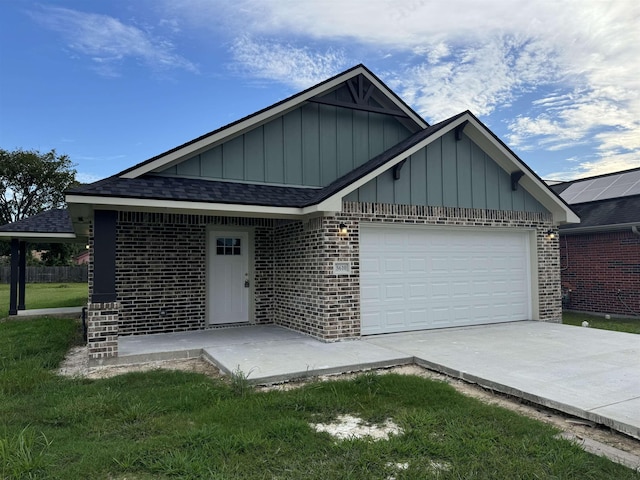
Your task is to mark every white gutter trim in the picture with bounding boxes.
[65,194,309,217]
[0,232,77,239]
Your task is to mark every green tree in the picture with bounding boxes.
[0,148,77,225]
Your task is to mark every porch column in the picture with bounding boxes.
[9,238,18,315]
[18,241,26,310]
[91,210,117,303]
[87,209,119,366]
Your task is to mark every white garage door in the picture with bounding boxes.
[360,225,532,335]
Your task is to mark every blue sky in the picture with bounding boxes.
[1,0,638,184]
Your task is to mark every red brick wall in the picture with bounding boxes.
[560,230,640,316]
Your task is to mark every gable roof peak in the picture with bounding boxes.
[118,64,427,180]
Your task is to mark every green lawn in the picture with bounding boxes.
[1,319,638,479]
[0,283,87,318]
[563,312,640,334]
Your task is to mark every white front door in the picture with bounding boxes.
[209,231,250,324]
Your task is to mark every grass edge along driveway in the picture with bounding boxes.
[1,318,638,479]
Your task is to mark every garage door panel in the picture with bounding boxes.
[383,257,404,273]
[361,226,532,334]
[361,257,381,274]
[407,257,427,272]
[385,284,405,299]
[408,283,428,300]
[408,309,428,325]
[361,285,381,300]
[431,257,450,272]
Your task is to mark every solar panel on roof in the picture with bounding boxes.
[559,169,640,204]
[628,182,640,195]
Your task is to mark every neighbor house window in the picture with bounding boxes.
[216,237,241,255]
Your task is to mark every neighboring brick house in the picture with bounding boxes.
[550,169,640,317]
[1,65,578,365]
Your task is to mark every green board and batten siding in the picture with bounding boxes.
[159,103,414,188]
[344,131,547,213]
[159,100,547,214]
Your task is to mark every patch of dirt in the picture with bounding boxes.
[311,414,402,440]
[57,345,222,380]
[57,348,640,462]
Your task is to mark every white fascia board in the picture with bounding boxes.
[65,194,307,218]
[0,232,76,240]
[311,115,468,212]
[301,197,343,215]
[461,118,580,225]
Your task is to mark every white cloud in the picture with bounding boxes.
[545,155,640,181]
[30,6,197,76]
[229,36,347,89]
[386,35,558,121]
[166,0,640,174]
[76,172,105,184]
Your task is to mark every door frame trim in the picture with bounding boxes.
[206,226,255,326]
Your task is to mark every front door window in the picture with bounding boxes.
[216,237,242,256]
[209,231,250,324]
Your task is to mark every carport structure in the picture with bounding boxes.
[0,209,86,315]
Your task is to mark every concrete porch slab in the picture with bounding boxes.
[203,336,412,385]
[118,325,411,381]
[15,306,83,317]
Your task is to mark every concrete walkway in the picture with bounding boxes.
[118,321,640,440]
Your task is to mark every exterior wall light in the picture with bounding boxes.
[339,223,349,235]
[546,229,556,240]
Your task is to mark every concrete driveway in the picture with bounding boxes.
[118,321,640,439]
[365,321,640,440]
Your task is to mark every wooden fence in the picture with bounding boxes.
[0,266,88,283]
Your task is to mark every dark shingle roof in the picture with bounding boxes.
[559,195,640,230]
[549,182,571,195]
[0,209,73,234]
[69,175,320,207]
[68,112,464,208]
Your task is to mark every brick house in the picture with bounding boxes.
[550,168,640,317]
[2,65,578,365]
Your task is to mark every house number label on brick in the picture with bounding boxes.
[333,261,351,275]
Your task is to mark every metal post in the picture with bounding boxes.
[9,238,19,315]
[18,241,26,310]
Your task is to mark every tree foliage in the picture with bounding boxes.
[0,148,77,225]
